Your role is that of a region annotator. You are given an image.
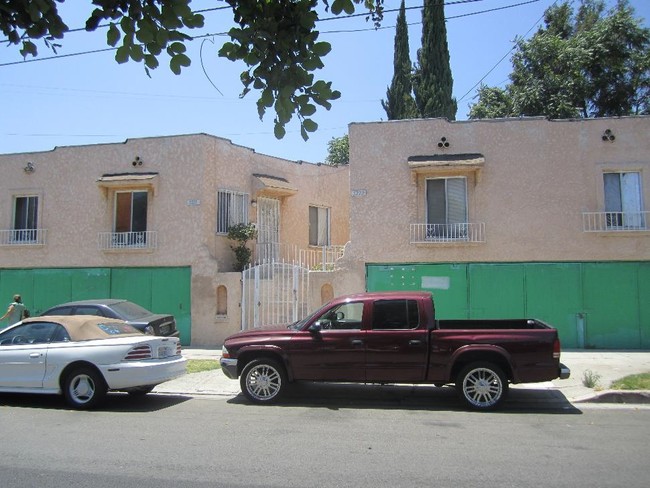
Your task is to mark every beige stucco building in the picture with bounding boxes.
[333,116,649,349]
[2,116,649,349]
[0,134,349,345]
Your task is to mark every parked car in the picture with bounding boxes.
[220,291,570,410]
[0,315,186,409]
[41,299,179,337]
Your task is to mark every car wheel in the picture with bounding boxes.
[456,362,508,411]
[127,385,155,396]
[240,358,287,404]
[63,367,107,410]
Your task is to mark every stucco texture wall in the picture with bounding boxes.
[347,116,650,266]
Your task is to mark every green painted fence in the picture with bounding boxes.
[367,262,650,350]
[0,267,191,345]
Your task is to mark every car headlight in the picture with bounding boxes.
[144,325,155,335]
[221,345,230,358]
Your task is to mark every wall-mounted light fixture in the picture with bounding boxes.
[24,162,35,173]
[602,129,615,142]
[437,137,450,148]
[132,156,143,167]
[251,199,257,207]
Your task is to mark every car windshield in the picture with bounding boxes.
[111,301,152,320]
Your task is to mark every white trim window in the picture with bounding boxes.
[604,172,644,229]
[13,195,39,242]
[426,177,468,239]
[217,189,249,234]
[309,205,330,246]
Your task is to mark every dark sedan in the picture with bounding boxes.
[41,299,179,337]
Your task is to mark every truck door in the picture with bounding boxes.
[364,299,428,383]
[289,300,367,382]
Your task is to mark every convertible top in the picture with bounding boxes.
[21,315,143,341]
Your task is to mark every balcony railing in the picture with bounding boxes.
[98,231,158,250]
[254,242,345,271]
[0,228,47,246]
[410,223,486,244]
[582,212,649,232]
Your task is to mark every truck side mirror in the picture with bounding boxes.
[309,322,323,333]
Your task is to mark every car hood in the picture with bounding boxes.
[225,325,294,341]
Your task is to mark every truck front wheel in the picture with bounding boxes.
[457,362,508,411]
[240,358,287,404]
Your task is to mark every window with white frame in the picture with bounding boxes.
[309,206,330,246]
[604,172,645,229]
[217,190,249,234]
[426,177,467,238]
[13,195,39,242]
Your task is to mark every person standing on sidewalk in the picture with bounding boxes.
[0,294,27,328]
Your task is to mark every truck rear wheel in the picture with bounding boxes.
[240,358,287,404]
[456,362,508,411]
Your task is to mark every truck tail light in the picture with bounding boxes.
[176,342,182,356]
[553,338,561,359]
[124,344,153,361]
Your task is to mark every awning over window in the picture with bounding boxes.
[96,172,159,195]
[252,173,298,198]
[407,153,485,172]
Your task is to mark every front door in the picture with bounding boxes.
[288,300,367,382]
[0,322,54,388]
[257,197,280,262]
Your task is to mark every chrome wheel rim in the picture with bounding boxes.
[245,364,282,401]
[462,367,503,408]
[69,374,96,404]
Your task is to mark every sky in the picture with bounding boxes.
[1,0,649,164]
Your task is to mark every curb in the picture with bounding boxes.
[576,390,650,404]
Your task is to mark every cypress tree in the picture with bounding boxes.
[382,0,418,120]
[414,0,457,119]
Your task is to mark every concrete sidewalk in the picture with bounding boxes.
[154,348,650,404]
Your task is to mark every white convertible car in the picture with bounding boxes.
[0,315,187,409]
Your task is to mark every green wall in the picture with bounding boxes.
[367,262,650,350]
[0,267,192,345]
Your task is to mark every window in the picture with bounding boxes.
[316,302,363,330]
[217,190,249,234]
[114,191,148,246]
[13,195,38,242]
[372,300,419,330]
[0,321,61,345]
[309,206,330,246]
[426,177,467,238]
[604,172,645,229]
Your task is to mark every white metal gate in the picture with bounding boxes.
[241,262,310,330]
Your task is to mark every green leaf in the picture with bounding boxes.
[107,24,120,47]
[299,103,317,116]
[115,46,130,64]
[169,53,191,74]
[130,44,144,62]
[274,122,286,139]
[20,41,38,58]
[302,118,318,133]
[168,42,186,54]
[312,42,332,57]
[144,54,159,70]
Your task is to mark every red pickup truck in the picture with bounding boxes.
[220,291,570,410]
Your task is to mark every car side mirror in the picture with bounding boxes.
[309,322,323,333]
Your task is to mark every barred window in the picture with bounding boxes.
[217,190,249,234]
